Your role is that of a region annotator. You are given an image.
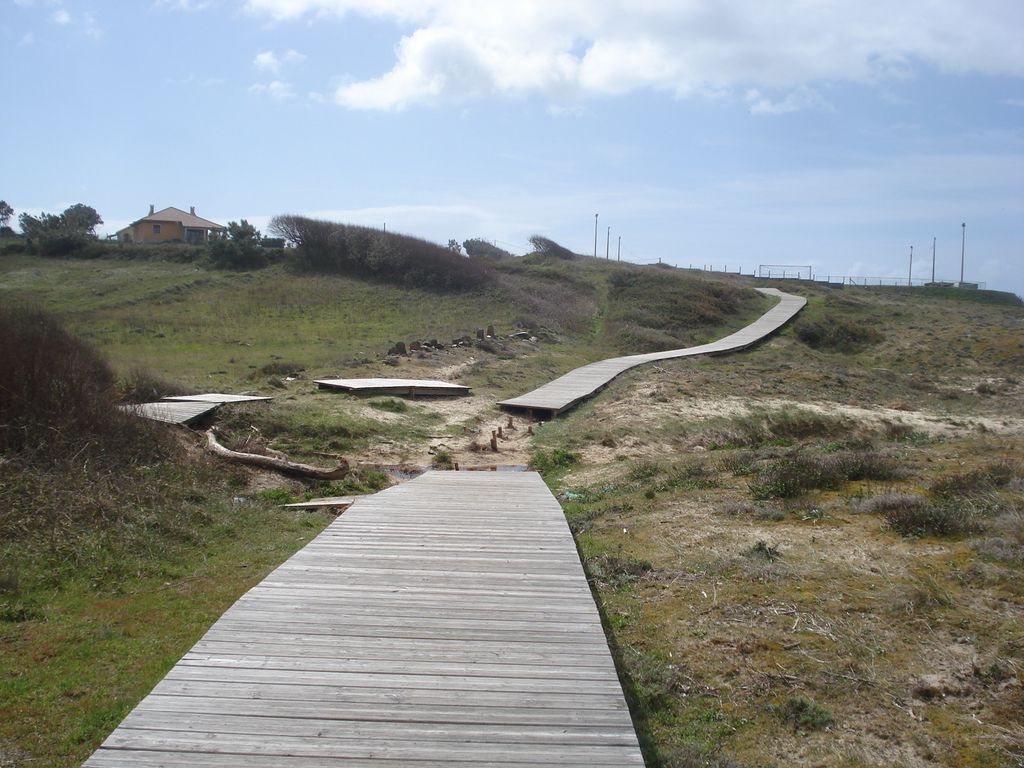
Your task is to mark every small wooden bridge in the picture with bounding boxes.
[84,472,645,767]
[499,287,806,418]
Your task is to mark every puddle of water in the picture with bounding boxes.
[377,465,425,481]
[374,464,529,480]
[461,465,529,472]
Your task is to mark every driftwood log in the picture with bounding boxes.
[204,430,349,480]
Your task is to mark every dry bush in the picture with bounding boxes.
[119,367,188,404]
[929,461,1018,497]
[0,305,168,466]
[973,508,1024,562]
[748,451,899,499]
[885,498,993,537]
[856,492,927,515]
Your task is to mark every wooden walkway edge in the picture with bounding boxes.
[498,287,806,418]
[84,472,645,767]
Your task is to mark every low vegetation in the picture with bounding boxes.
[0,306,336,764]
[3,237,1023,768]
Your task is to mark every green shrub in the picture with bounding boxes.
[794,315,883,352]
[270,215,491,291]
[318,468,392,496]
[780,695,834,731]
[529,448,580,473]
[258,488,297,505]
[431,448,455,470]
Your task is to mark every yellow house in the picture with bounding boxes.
[117,205,226,244]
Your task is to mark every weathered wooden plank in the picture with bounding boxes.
[98,730,646,762]
[85,471,645,766]
[162,393,273,404]
[149,678,632,710]
[315,378,470,396]
[132,694,634,726]
[282,496,354,510]
[117,401,218,425]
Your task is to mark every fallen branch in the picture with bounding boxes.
[204,429,349,480]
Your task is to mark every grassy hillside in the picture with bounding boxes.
[1,248,1021,767]
[531,283,1024,767]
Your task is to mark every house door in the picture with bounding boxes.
[185,229,203,244]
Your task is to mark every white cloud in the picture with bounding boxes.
[83,12,103,39]
[18,32,35,46]
[152,0,212,10]
[745,86,831,115]
[51,9,71,25]
[1005,97,1024,108]
[253,48,305,74]
[249,80,296,100]
[244,0,1024,111]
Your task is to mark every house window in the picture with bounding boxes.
[152,224,161,234]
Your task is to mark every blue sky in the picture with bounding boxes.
[4,0,1023,296]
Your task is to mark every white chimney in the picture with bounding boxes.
[149,204,155,215]
[190,206,195,215]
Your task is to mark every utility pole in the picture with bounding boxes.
[594,214,598,258]
[960,222,966,283]
[605,226,610,259]
[617,236,621,261]
[931,237,936,283]
[908,245,913,286]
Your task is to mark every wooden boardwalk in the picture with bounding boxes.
[499,288,805,418]
[118,401,219,425]
[84,471,644,767]
[316,378,471,396]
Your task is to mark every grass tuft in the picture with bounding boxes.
[779,695,834,731]
[368,397,409,413]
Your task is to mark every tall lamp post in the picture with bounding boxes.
[594,214,598,259]
[960,222,966,283]
[908,245,913,287]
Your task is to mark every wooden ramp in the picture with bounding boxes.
[316,378,470,397]
[499,287,805,418]
[118,401,219,425]
[163,394,274,404]
[84,471,645,767]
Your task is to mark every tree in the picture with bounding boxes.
[61,203,102,235]
[0,200,13,229]
[447,238,462,255]
[226,219,261,244]
[19,203,103,256]
[463,238,513,260]
[209,219,267,270]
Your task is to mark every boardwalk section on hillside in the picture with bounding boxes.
[316,378,471,397]
[84,471,645,767]
[163,393,274,404]
[499,287,805,418]
[118,401,219,425]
